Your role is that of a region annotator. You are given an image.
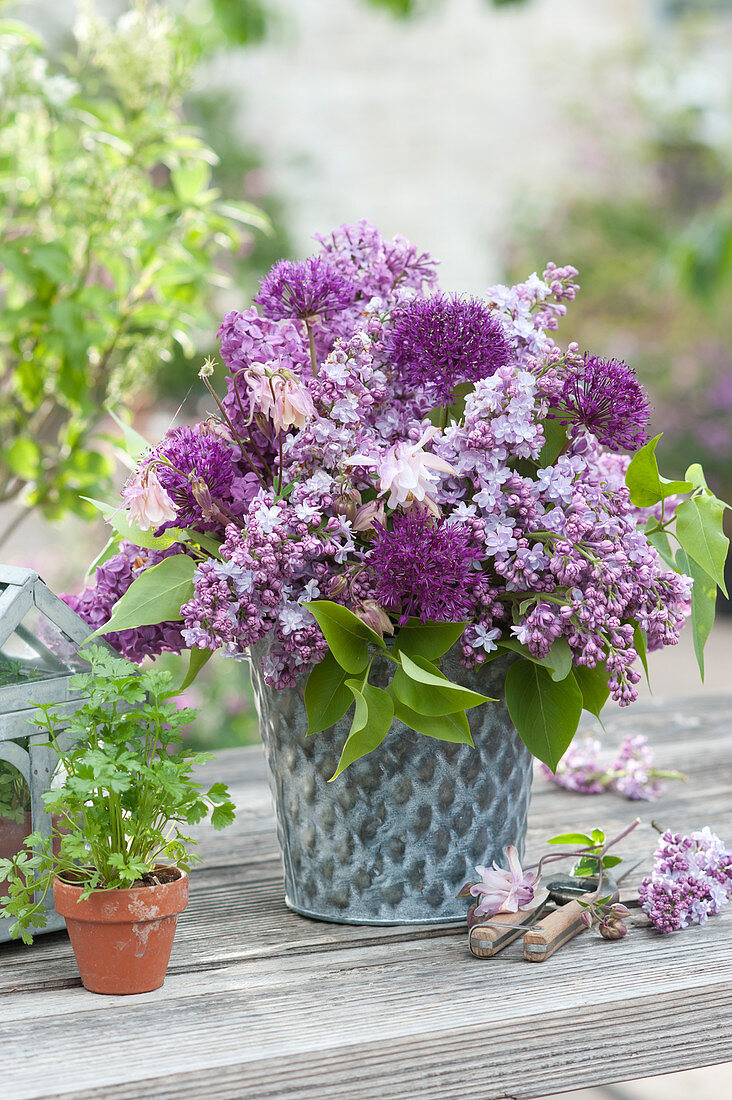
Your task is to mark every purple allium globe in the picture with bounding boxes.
[389,293,511,405]
[556,354,651,451]
[367,510,481,625]
[147,425,235,530]
[254,256,357,321]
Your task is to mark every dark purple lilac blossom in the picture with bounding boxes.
[639,828,732,933]
[366,510,481,625]
[62,542,186,661]
[389,294,511,406]
[555,354,651,451]
[254,257,357,322]
[142,424,236,532]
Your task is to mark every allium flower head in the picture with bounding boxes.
[469,846,538,918]
[556,354,651,452]
[254,256,357,321]
[389,293,511,405]
[367,510,481,624]
[145,425,235,530]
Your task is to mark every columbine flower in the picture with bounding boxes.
[389,293,511,405]
[346,426,456,509]
[366,510,480,624]
[254,257,357,321]
[469,846,538,917]
[271,375,316,432]
[122,469,177,531]
[356,600,394,637]
[554,354,651,451]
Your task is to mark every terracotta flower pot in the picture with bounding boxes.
[53,867,189,995]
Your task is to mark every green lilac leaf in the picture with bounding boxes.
[632,622,651,690]
[645,525,676,569]
[393,652,493,716]
[393,620,468,661]
[81,496,187,551]
[498,636,573,682]
[330,681,394,780]
[89,554,195,636]
[538,416,567,466]
[547,832,595,846]
[304,652,352,735]
[505,661,583,771]
[390,690,474,745]
[304,600,385,674]
[626,434,692,508]
[676,549,717,681]
[176,647,212,693]
[572,663,610,718]
[675,495,729,596]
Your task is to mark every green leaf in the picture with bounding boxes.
[393,620,468,661]
[632,622,651,690]
[676,549,717,681]
[538,416,567,466]
[504,661,583,771]
[572,663,609,718]
[626,434,693,508]
[176,648,212,693]
[303,600,385,674]
[80,497,186,551]
[390,692,474,745]
[171,161,211,204]
[105,407,150,458]
[392,652,493,716]
[645,524,676,569]
[590,828,605,843]
[330,681,394,780]
[3,438,41,480]
[88,554,195,637]
[498,636,573,682]
[675,495,729,596]
[180,529,223,557]
[304,652,352,735]
[685,463,709,491]
[547,832,595,846]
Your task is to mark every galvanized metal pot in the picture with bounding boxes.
[249,645,533,925]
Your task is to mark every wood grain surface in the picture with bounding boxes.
[0,695,730,1099]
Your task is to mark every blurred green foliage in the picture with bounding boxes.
[0,2,270,537]
[507,13,732,502]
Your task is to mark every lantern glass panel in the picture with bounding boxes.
[0,760,31,902]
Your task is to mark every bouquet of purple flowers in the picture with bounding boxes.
[68,221,729,779]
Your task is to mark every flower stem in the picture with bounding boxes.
[305,319,318,377]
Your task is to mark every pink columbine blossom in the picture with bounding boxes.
[469,845,538,917]
[122,469,177,531]
[244,366,315,432]
[347,426,456,508]
[271,376,317,432]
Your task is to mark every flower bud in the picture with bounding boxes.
[352,499,385,533]
[609,903,631,918]
[356,600,394,637]
[579,909,593,929]
[327,574,349,598]
[599,918,628,941]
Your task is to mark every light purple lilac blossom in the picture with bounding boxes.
[639,828,732,933]
[542,733,677,800]
[63,220,692,695]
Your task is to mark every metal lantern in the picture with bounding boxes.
[0,565,98,941]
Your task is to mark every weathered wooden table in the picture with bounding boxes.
[1,695,730,1100]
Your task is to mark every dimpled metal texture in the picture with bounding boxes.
[249,644,533,925]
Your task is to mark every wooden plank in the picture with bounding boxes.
[0,696,730,1100]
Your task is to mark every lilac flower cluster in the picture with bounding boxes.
[62,542,186,661]
[542,733,679,800]
[65,219,693,701]
[639,827,732,933]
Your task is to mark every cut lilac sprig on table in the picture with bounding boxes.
[639,826,732,934]
[541,734,686,801]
